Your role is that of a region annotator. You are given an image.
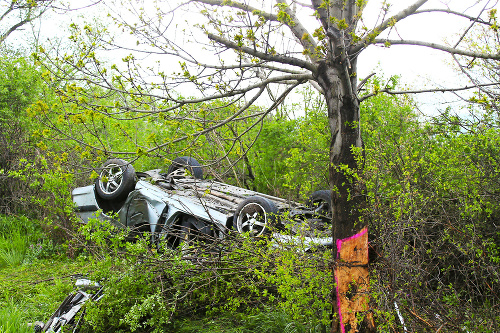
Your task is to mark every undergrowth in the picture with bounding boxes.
[168,309,326,333]
[74,217,333,332]
[0,214,89,331]
[0,257,91,330]
[0,300,32,333]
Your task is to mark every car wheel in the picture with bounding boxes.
[233,196,279,236]
[95,158,136,201]
[166,156,203,179]
[307,190,333,221]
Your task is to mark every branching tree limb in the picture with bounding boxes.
[374,38,500,59]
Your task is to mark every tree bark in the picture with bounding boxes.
[315,54,373,332]
[316,60,363,237]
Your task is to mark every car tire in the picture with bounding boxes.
[233,196,279,236]
[95,158,136,201]
[166,156,203,179]
[307,190,333,220]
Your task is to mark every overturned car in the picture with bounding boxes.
[72,157,333,249]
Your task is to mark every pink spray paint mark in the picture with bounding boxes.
[334,228,368,333]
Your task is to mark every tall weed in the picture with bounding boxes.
[0,228,28,268]
[0,215,39,267]
[0,300,32,333]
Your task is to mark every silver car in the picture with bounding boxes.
[72,157,333,249]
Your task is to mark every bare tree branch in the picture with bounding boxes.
[275,0,320,62]
[414,8,494,26]
[359,82,500,102]
[0,0,54,44]
[352,0,429,54]
[207,33,317,72]
[0,0,97,45]
[373,39,500,60]
[189,0,278,22]
[0,1,15,22]
[452,0,492,48]
[0,16,31,44]
[292,1,313,10]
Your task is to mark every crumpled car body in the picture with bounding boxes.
[72,157,333,250]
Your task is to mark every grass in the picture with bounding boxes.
[0,214,91,329]
[0,257,91,328]
[1,255,324,333]
[1,256,323,333]
[167,310,326,333]
[0,228,28,267]
[0,215,39,268]
[0,300,33,333]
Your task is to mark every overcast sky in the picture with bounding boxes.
[12,0,500,116]
[358,0,464,83]
[357,0,499,115]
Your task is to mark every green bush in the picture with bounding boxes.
[0,54,46,217]
[361,85,500,331]
[247,91,330,199]
[75,219,332,332]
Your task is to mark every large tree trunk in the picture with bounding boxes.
[316,59,374,332]
[311,1,374,331]
[316,60,363,240]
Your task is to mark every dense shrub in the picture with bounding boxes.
[0,55,44,215]
[76,219,332,332]
[362,90,500,332]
